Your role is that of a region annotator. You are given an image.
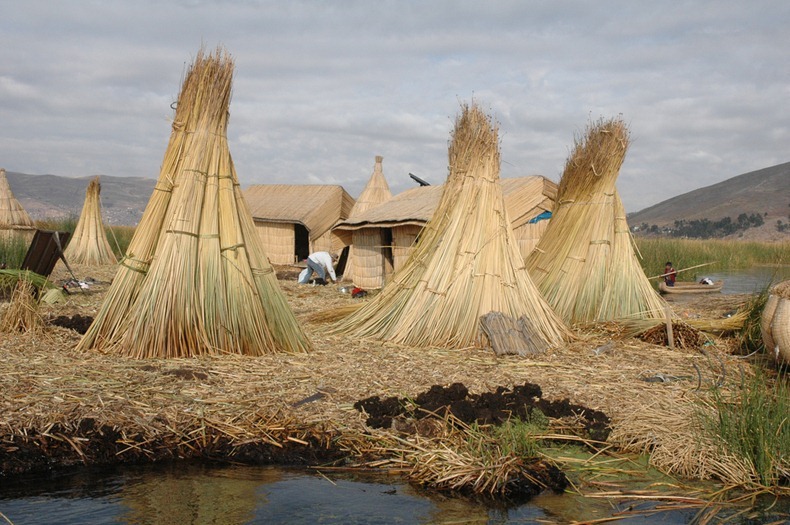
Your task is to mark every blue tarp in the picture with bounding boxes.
[527,211,552,224]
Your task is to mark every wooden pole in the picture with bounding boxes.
[648,261,717,280]
[664,304,674,349]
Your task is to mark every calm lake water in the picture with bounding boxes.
[1,462,788,525]
[692,264,790,294]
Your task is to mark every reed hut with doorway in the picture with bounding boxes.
[526,116,666,325]
[243,184,354,265]
[0,168,35,245]
[78,46,310,358]
[333,102,570,351]
[339,155,392,288]
[334,175,556,289]
[62,176,117,266]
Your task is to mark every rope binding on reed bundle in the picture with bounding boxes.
[76,45,311,358]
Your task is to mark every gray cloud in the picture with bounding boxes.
[1,0,788,211]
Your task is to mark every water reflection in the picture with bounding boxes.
[0,463,788,524]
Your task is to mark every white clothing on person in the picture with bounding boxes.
[299,251,337,283]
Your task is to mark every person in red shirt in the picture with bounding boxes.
[663,261,677,287]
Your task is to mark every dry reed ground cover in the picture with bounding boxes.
[0,262,754,482]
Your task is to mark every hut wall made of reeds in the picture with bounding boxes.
[244,184,354,264]
[342,155,393,285]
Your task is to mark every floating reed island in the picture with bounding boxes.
[1,50,786,505]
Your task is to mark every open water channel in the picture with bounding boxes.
[2,266,789,524]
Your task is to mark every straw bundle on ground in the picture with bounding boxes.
[332,103,570,350]
[0,278,43,333]
[62,177,117,266]
[343,156,392,287]
[0,168,35,242]
[77,47,310,358]
[526,117,666,325]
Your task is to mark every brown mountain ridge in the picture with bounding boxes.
[627,161,790,242]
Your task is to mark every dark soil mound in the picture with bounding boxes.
[355,382,610,442]
[49,314,94,334]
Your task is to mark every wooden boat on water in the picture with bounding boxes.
[659,280,724,294]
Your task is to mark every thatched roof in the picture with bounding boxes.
[349,156,392,218]
[335,175,556,231]
[78,46,310,358]
[332,103,570,350]
[526,116,666,325]
[244,184,354,241]
[0,168,35,230]
[62,177,117,266]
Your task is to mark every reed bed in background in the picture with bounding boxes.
[636,238,790,276]
[77,46,310,358]
[527,117,666,325]
[62,177,117,266]
[0,235,30,268]
[332,102,570,350]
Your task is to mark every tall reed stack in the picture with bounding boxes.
[0,168,35,243]
[333,103,570,350]
[77,47,311,358]
[527,117,665,325]
[62,177,117,265]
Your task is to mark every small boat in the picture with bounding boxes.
[659,280,724,294]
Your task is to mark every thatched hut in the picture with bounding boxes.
[78,46,310,358]
[0,168,35,245]
[526,117,666,325]
[332,102,570,351]
[334,176,556,289]
[62,176,117,266]
[340,155,393,287]
[243,184,354,265]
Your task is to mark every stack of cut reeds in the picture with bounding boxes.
[77,46,311,358]
[332,103,570,350]
[0,167,35,234]
[527,117,666,325]
[62,177,117,266]
[0,277,42,333]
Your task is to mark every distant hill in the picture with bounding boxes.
[4,171,156,226]
[628,162,790,242]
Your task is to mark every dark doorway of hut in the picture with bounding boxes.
[382,227,394,281]
[335,245,349,277]
[294,224,309,263]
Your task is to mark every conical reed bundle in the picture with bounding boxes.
[332,103,570,350]
[527,116,666,325]
[63,177,117,265]
[78,46,310,357]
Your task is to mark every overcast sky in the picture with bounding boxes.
[1,1,788,212]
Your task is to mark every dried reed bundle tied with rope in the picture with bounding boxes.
[0,167,35,239]
[77,46,310,358]
[332,103,570,350]
[762,279,790,364]
[62,177,117,266]
[527,117,666,325]
[0,277,43,333]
